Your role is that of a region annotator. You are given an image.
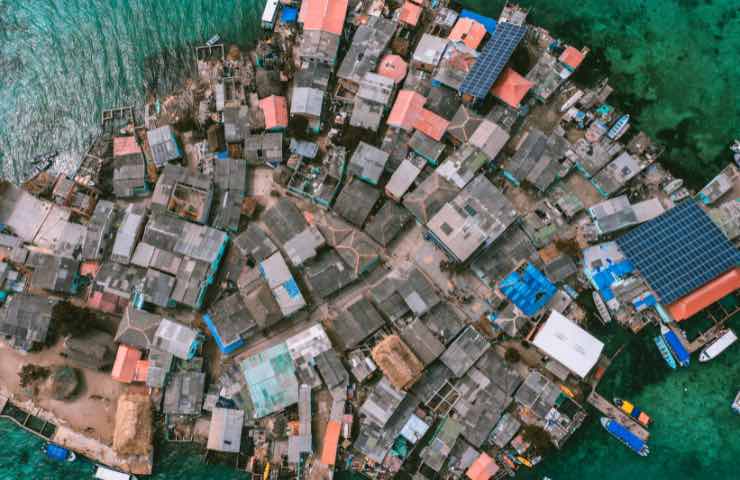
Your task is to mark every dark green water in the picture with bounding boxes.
[0,0,738,478]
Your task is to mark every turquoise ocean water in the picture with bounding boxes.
[0,0,738,478]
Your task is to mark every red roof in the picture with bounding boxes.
[112,344,142,383]
[388,90,426,131]
[113,136,141,157]
[133,360,149,383]
[490,67,534,108]
[559,46,585,69]
[259,95,289,130]
[466,453,499,480]
[377,54,409,83]
[321,420,341,466]
[668,268,740,321]
[415,109,450,141]
[448,18,487,50]
[87,290,127,315]
[299,0,349,36]
[399,1,423,27]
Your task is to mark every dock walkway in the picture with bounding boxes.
[587,391,650,442]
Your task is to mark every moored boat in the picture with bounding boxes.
[614,398,652,426]
[43,443,76,462]
[607,114,630,140]
[654,335,677,369]
[94,465,138,480]
[600,417,649,456]
[661,324,690,367]
[593,291,611,324]
[733,391,740,414]
[699,329,737,362]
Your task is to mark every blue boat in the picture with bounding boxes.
[600,417,649,456]
[661,324,690,367]
[607,114,630,140]
[43,443,76,462]
[654,335,677,369]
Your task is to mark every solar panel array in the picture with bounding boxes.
[616,200,740,304]
[459,22,527,100]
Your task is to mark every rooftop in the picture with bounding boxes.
[298,0,348,36]
[532,310,604,378]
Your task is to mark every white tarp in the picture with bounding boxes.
[532,310,604,378]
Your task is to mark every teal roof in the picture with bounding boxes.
[241,342,299,418]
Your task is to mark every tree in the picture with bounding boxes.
[521,425,553,453]
[51,301,105,337]
[504,347,521,364]
[18,364,50,388]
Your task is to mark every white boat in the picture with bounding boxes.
[699,329,737,362]
[662,178,683,195]
[94,466,138,480]
[593,291,611,324]
[733,391,740,414]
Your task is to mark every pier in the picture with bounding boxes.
[0,394,57,440]
[587,391,650,442]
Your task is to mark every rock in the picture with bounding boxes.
[45,366,79,400]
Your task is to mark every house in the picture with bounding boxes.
[592,151,648,197]
[412,34,448,71]
[436,145,489,189]
[290,87,324,131]
[409,131,447,165]
[337,16,398,89]
[330,297,385,351]
[137,268,176,308]
[348,142,389,185]
[398,266,440,316]
[377,54,408,84]
[359,376,406,427]
[398,1,423,28]
[62,330,115,370]
[433,41,479,91]
[559,46,586,71]
[420,417,464,472]
[233,223,278,264]
[150,164,214,225]
[204,293,258,354]
[335,230,382,277]
[259,95,289,131]
[111,344,147,383]
[208,408,245,453]
[466,453,499,480]
[385,155,425,202]
[387,90,426,131]
[244,133,284,167]
[490,67,534,109]
[115,305,163,350]
[532,310,605,378]
[261,0,279,29]
[469,119,510,162]
[153,318,202,360]
[112,136,149,198]
[82,200,116,261]
[398,317,444,366]
[164,370,206,415]
[298,0,348,65]
[365,201,413,246]
[403,172,460,224]
[147,125,181,168]
[448,17,487,49]
[440,326,490,377]
[260,252,307,317]
[333,178,380,227]
[350,73,395,132]
[415,108,450,142]
[427,175,518,263]
[223,103,250,144]
[255,69,283,99]
[263,198,325,266]
[238,271,283,330]
[211,157,248,232]
[500,262,557,317]
[0,294,53,351]
[471,225,537,287]
[447,105,483,145]
[239,341,301,418]
[111,204,147,265]
[315,349,349,391]
[27,253,80,294]
[302,250,355,300]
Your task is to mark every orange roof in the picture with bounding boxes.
[414,109,450,141]
[388,90,426,131]
[466,453,499,480]
[490,67,534,108]
[668,268,740,321]
[112,344,143,383]
[448,18,487,50]
[80,261,100,277]
[399,1,423,27]
[377,54,408,83]
[560,46,585,70]
[113,136,141,157]
[87,290,126,314]
[299,0,349,36]
[133,360,149,383]
[321,420,342,466]
[259,95,289,130]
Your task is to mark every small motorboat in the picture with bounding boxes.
[94,465,138,480]
[43,443,76,462]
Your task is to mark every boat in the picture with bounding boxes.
[733,391,740,414]
[43,443,76,462]
[593,291,611,324]
[654,335,677,369]
[613,398,652,426]
[732,140,740,167]
[662,178,684,195]
[600,417,649,456]
[661,324,690,367]
[607,114,630,140]
[32,150,59,165]
[699,329,737,362]
[205,35,222,47]
[515,455,533,468]
[94,465,138,480]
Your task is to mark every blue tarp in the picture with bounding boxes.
[203,314,245,354]
[284,279,301,298]
[459,9,497,34]
[500,263,557,317]
[45,444,70,462]
[606,420,645,453]
[281,7,298,23]
[591,260,634,301]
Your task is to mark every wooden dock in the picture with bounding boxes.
[0,395,56,440]
[587,391,650,442]
[686,303,740,353]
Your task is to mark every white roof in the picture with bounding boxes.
[262,0,279,23]
[532,310,604,378]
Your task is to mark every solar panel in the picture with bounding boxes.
[459,22,527,99]
[616,200,740,304]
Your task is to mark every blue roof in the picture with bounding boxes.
[663,329,690,365]
[500,263,557,316]
[606,419,645,452]
[203,313,245,354]
[281,6,298,23]
[459,9,498,34]
[616,200,740,304]
[459,22,527,100]
[591,260,634,301]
